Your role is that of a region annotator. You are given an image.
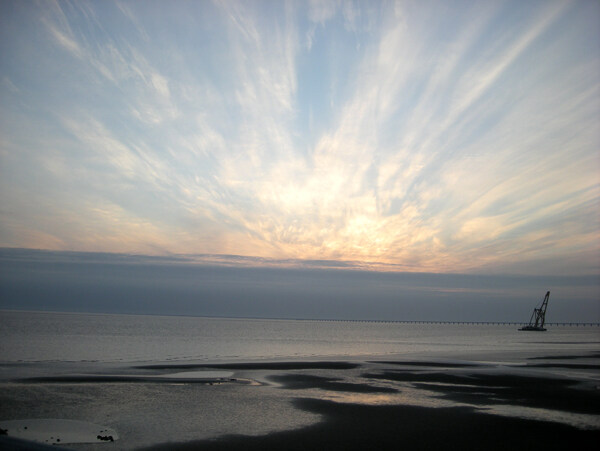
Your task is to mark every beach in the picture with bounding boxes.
[1,312,599,449]
[1,351,599,450]
[1,0,599,447]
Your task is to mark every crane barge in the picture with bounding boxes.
[519,291,549,331]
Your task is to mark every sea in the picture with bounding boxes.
[1,310,598,365]
[1,310,599,449]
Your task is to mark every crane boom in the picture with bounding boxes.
[519,291,550,331]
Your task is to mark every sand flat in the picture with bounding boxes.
[1,352,599,450]
[0,418,118,445]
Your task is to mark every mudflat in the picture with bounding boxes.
[1,353,599,450]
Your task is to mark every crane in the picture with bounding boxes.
[519,291,550,331]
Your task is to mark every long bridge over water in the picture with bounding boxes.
[300,319,600,327]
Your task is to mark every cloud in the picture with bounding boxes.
[45,22,83,58]
[442,1,569,134]
[0,0,598,276]
[1,248,598,320]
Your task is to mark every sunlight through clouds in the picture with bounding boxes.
[0,0,598,276]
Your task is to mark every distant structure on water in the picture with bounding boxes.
[519,291,550,331]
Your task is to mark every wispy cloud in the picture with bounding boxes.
[0,0,597,275]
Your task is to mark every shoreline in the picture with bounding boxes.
[1,351,599,450]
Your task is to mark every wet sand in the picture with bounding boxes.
[1,352,599,450]
[146,398,598,451]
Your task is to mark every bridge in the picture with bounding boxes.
[300,319,600,326]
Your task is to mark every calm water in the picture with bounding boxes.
[1,310,598,364]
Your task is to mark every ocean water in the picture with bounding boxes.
[1,310,598,364]
[1,310,599,449]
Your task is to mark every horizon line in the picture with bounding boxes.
[2,308,599,327]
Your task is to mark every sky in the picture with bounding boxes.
[0,248,598,321]
[0,1,598,320]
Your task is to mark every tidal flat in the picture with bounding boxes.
[1,352,599,450]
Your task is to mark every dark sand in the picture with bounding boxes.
[1,354,599,450]
[528,352,600,360]
[146,398,598,451]
[369,360,482,367]
[134,361,360,370]
[523,363,600,370]
[362,370,600,414]
[19,375,246,385]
